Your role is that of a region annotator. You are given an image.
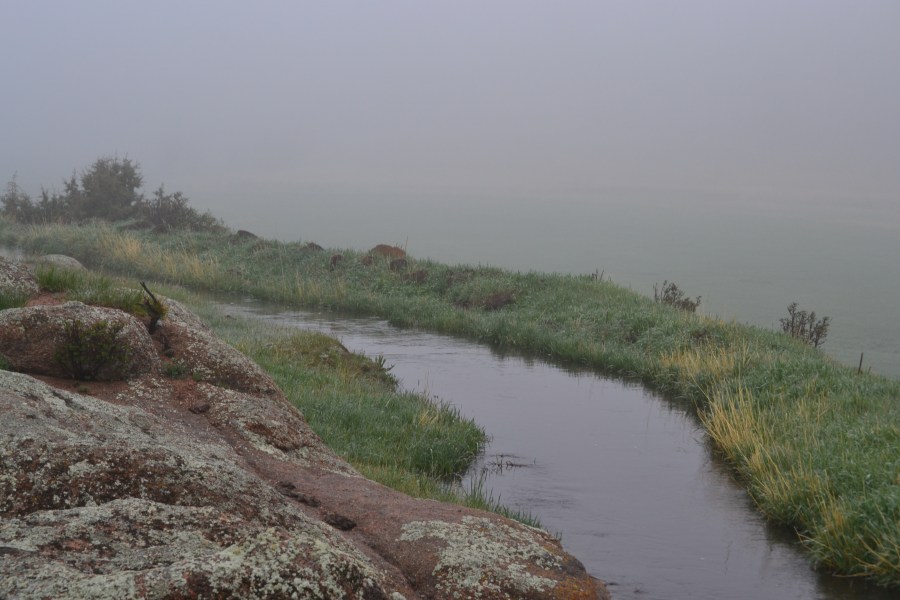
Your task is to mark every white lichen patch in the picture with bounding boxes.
[204,526,389,599]
[0,498,401,599]
[0,257,39,296]
[399,515,562,598]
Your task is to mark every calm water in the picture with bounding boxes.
[218,299,892,600]
[228,186,900,378]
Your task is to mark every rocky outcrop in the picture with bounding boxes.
[0,293,608,599]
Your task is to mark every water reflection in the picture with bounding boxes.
[220,298,890,600]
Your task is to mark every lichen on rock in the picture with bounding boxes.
[0,255,39,298]
[399,515,570,598]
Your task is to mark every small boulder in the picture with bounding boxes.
[35,254,85,271]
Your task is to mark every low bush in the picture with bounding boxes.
[780,302,830,347]
[54,319,133,380]
[653,280,701,313]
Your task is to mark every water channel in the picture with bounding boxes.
[217,298,891,600]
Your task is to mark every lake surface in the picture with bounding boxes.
[218,298,892,600]
[224,186,899,378]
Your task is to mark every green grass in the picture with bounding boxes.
[34,264,147,314]
[0,290,28,310]
[2,219,898,587]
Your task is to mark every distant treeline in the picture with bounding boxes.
[2,157,225,233]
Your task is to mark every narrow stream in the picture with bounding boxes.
[216,297,893,600]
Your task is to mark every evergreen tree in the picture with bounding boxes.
[70,156,143,221]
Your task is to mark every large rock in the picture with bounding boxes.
[0,298,608,600]
[0,302,160,380]
[159,299,279,394]
[0,256,39,298]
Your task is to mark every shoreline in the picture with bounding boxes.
[2,220,898,589]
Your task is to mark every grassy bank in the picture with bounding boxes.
[3,220,898,587]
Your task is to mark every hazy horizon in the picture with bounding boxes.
[3,2,899,376]
[3,2,899,219]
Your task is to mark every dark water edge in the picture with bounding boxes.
[215,297,895,600]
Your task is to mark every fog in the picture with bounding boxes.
[3,1,898,222]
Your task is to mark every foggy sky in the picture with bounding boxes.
[2,1,899,221]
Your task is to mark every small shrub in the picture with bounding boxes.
[780,302,830,348]
[138,185,226,233]
[654,280,701,313]
[163,360,188,379]
[0,354,11,371]
[54,319,133,380]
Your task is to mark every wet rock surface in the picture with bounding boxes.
[0,291,608,599]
